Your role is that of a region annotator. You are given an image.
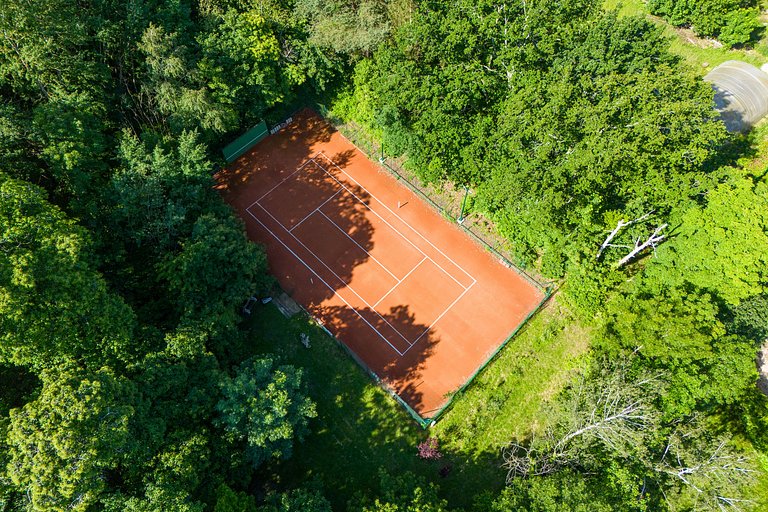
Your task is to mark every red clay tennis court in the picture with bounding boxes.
[216,110,545,422]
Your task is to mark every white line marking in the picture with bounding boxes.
[373,257,427,308]
[245,152,480,355]
[251,201,414,346]
[316,152,477,287]
[402,280,477,354]
[243,208,406,356]
[245,157,320,212]
[316,210,399,282]
[313,155,475,291]
[290,189,343,232]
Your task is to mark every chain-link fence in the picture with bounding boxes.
[316,107,549,294]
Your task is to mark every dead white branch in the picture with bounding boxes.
[596,211,652,260]
[616,223,668,267]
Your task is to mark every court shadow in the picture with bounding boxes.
[314,303,440,418]
[325,148,357,169]
[215,109,335,193]
[216,109,453,417]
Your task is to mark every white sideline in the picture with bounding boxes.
[247,153,479,354]
[316,209,400,282]
[289,189,344,233]
[373,256,427,308]
[313,154,475,291]
[244,207,407,356]
[253,201,415,347]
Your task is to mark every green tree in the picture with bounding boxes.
[137,23,236,134]
[197,8,303,124]
[295,0,391,56]
[30,91,109,205]
[5,368,136,511]
[107,129,214,256]
[0,174,135,370]
[600,284,756,417]
[215,358,316,469]
[485,469,638,512]
[0,0,108,100]
[644,176,768,306]
[159,212,271,334]
[647,0,761,46]
[215,483,257,512]
[350,470,450,512]
[259,488,331,512]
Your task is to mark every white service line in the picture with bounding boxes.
[316,209,400,282]
[402,280,477,353]
[244,156,321,212]
[316,151,477,287]
[244,207,406,356]
[289,189,344,232]
[313,155,474,291]
[252,201,415,347]
[373,257,428,308]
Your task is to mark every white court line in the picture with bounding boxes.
[244,157,321,212]
[316,152,477,286]
[373,257,427,308]
[313,155,475,290]
[243,207,406,356]
[289,189,343,232]
[251,201,414,347]
[317,210,400,282]
[246,153,478,354]
[402,281,476,354]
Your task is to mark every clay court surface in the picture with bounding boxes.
[215,110,544,418]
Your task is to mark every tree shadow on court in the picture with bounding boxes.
[314,303,441,417]
[215,108,337,192]
[268,174,380,307]
[215,108,386,307]
[322,148,357,170]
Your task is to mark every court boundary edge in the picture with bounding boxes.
[233,106,556,428]
[419,288,554,427]
[275,292,432,427]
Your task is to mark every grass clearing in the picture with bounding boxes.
[435,299,589,454]
[603,0,767,75]
[245,306,426,509]
[245,296,590,509]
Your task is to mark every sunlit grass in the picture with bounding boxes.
[245,297,590,509]
[603,0,767,75]
[435,299,590,454]
[247,306,426,509]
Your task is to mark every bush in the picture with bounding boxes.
[718,8,762,47]
[417,437,443,460]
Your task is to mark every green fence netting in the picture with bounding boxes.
[222,120,269,162]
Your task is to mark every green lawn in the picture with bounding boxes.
[603,0,767,74]
[245,298,589,509]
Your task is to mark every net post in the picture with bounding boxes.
[457,186,469,224]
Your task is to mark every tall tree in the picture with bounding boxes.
[215,358,316,469]
[5,368,136,511]
[159,212,271,335]
[0,173,135,370]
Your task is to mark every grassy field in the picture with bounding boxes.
[604,0,768,74]
[245,298,589,509]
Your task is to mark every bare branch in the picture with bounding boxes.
[596,211,653,259]
[616,223,668,267]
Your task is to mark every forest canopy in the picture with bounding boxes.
[0,0,766,510]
